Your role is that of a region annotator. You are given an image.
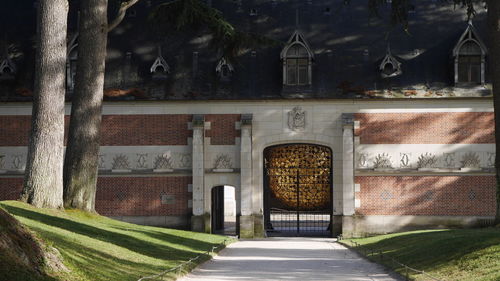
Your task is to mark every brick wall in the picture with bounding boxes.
[0,114,192,146]
[95,177,191,216]
[205,114,240,145]
[100,115,191,145]
[0,116,31,146]
[0,178,23,200]
[0,176,192,218]
[355,112,494,144]
[355,176,496,216]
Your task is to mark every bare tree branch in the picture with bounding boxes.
[107,0,141,32]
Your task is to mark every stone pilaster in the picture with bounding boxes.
[191,115,205,232]
[239,114,254,237]
[342,113,355,216]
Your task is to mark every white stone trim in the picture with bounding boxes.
[356,144,495,170]
[0,99,493,116]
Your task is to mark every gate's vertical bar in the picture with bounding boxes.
[296,169,300,234]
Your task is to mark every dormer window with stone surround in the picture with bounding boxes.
[66,42,78,92]
[216,57,234,82]
[280,30,313,86]
[453,21,487,85]
[379,45,402,78]
[0,56,16,81]
[150,46,170,80]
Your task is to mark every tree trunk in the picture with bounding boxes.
[20,0,68,209]
[63,0,108,211]
[488,0,500,223]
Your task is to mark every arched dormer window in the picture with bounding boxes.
[66,41,78,92]
[215,57,234,82]
[280,30,313,86]
[0,56,16,81]
[453,21,487,85]
[379,45,402,78]
[150,46,170,80]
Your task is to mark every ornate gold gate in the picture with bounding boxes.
[264,144,332,236]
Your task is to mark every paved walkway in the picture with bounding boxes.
[177,238,401,281]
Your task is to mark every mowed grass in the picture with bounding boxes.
[0,200,232,281]
[340,228,500,281]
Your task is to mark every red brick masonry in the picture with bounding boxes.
[355,112,494,144]
[96,177,191,216]
[0,177,192,217]
[0,114,193,146]
[0,178,23,200]
[355,176,497,216]
[205,114,241,145]
[100,115,192,146]
[0,116,32,146]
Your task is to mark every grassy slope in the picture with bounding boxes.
[0,201,231,281]
[340,229,500,281]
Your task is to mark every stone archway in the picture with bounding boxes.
[263,143,332,237]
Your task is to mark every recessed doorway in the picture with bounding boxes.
[211,185,237,235]
[264,144,332,237]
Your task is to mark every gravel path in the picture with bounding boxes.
[177,238,401,281]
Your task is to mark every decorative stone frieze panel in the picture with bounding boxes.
[213,153,233,172]
[417,153,437,171]
[112,154,131,172]
[355,144,495,172]
[373,153,392,170]
[136,153,149,169]
[153,154,174,172]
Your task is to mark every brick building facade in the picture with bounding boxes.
[0,100,496,237]
[0,1,497,237]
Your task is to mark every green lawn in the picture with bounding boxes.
[0,201,232,281]
[339,228,500,281]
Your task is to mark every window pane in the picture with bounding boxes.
[458,63,469,82]
[298,58,308,65]
[287,46,298,57]
[287,64,297,85]
[470,65,481,83]
[287,58,297,65]
[298,66,308,85]
[286,44,308,58]
[468,56,481,63]
[383,63,395,76]
[459,41,482,56]
[458,55,482,83]
[297,46,308,57]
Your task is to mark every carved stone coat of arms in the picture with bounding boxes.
[288,106,306,131]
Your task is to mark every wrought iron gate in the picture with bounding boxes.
[264,144,332,237]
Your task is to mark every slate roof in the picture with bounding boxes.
[0,0,491,101]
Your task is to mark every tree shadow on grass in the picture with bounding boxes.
[110,225,224,252]
[1,204,213,261]
[26,223,202,281]
[355,228,500,274]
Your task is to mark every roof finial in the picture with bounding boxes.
[295,8,299,28]
[157,45,162,57]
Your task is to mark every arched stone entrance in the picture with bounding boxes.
[263,144,332,237]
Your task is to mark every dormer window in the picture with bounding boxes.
[66,42,78,92]
[216,57,234,82]
[0,56,16,81]
[453,21,487,85]
[280,30,314,86]
[379,45,402,78]
[150,46,170,80]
